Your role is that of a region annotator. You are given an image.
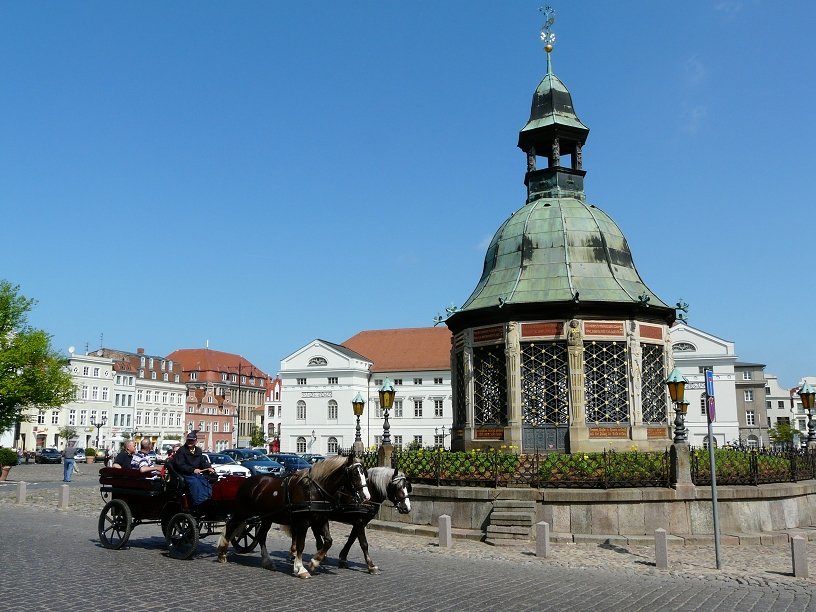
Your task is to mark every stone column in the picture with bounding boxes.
[461,329,476,450]
[566,319,588,450]
[505,321,522,448]
[629,322,646,442]
[670,443,694,499]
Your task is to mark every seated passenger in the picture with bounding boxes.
[172,431,214,506]
[132,438,162,476]
[112,440,136,469]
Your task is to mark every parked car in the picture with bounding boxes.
[222,448,285,477]
[267,452,312,474]
[73,449,86,462]
[300,453,326,465]
[35,448,62,464]
[204,453,252,478]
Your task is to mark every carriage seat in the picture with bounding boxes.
[99,467,166,494]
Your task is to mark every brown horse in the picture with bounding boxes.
[292,467,412,574]
[216,454,369,578]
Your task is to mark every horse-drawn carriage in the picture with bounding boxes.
[97,466,261,559]
[98,456,411,577]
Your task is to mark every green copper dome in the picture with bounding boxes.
[458,196,670,312]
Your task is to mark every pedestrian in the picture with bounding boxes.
[62,439,77,482]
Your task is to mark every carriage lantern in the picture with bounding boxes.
[798,382,816,445]
[352,392,365,452]
[665,368,688,444]
[378,379,396,446]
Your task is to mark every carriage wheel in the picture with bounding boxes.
[165,513,199,560]
[98,500,132,550]
[230,521,261,554]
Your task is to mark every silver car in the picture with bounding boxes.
[204,453,251,477]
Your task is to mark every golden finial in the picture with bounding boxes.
[540,5,556,53]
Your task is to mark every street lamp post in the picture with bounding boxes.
[91,416,107,449]
[797,382,816,447]
[352,392,365,456]
[435,425,450,449]
[666,368,687,443]
[377,379,396,467]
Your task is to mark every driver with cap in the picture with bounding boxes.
[172,430,214,506]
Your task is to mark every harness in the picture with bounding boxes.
[284,462,368,514]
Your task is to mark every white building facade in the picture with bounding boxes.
[278,332,454,455]
[668,324,740,447]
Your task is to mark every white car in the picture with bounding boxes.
[204,453,251,477]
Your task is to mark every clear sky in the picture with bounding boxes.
[2,1,813,388]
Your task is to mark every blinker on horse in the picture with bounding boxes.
[216,454,369,578]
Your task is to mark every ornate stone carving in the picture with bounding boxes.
[526,147,536,172]
[551,137,561,167]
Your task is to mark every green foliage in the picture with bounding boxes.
[0,281,75,433]
[85,447,97,457]
[769,422,796,447]
[249,425,266,447]
[58,426,77,441]
[0,447,17,467]
[163,434,181,441]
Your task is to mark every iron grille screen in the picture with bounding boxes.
[640,343,668,423]
[472,344,508,426]
[454,351,466,426]
[520,342,569,425]
[584,341,629,423]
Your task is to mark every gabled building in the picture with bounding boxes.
[668,324,739,447]
[278,328,453,454]
[734,362,769,448]
[167,348,269,449]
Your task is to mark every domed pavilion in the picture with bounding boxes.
[445,23,675,453]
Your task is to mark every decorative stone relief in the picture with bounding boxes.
[566,319,585,424]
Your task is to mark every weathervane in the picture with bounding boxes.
[540,5,556,53]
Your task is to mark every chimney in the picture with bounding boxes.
[136,348,145,355]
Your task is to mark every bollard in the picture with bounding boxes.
[536,521,550,558]
[438,514,452,548]
[16,481,26,504]
[791,535,808,578]
[58,484,69,510]
[655,528,668,570]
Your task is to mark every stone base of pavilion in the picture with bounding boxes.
[373,480,816,544]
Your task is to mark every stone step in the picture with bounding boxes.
[492,500,537,510]
[487,525,531,536]
[490,511,536,525]
[485,530,531,540]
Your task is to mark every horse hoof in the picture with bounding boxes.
[338,560,348,569]
[217,555,227,564]
[297,571,311,579]
[368,566,380,575]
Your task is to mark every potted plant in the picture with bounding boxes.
[85,447,97,464]
[0,447,18,481]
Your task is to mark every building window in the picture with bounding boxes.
[374,379,382,386]
[434,378,443,384]
[136,411,142,425]
[93,367,100,377]
[145,391,152,403]
[747,435,759,449]
[413,400,423,417]
[148,358,154,369]
[393,435,402,449]
[83,366,89,376]
[222,373,228,381]
[413,435,423,447]
[434,400,444,417]
[327,437,338,454]
[701,397,707,416]
[778,401,785,409]
[138,369,144,379]
[744,390,754,402]
[213,421,219,432]
[151,371,157,380]
[328,377,338,385]
[36,412,45,424]
[297,378,306,385]
[163,373,168,382]
[297,401,306,420]
[743,371,752,380]
[297,436,307,453]
[327,400,338,420]
[393,379,403,385]
[190,372,198,381]
[51,410,59,424]
[137,389,143,403]
[79,409,87,425]
[102,387,108,401]
[374,435,382,446]
[81,385,88,400]
[68,409,76,425]
[746,410,756,426]
[413,378,422,385]
[394,399,403,418]
[766,401,771,409]
[92,386,99,400]
[434,434,445,448]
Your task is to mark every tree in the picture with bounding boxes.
[769,422,796,448]
[0,281,75,433]
[58,426,78,442]
[249,425,266,448]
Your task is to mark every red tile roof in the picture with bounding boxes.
[342,327,451,373]
[167,348,269,378]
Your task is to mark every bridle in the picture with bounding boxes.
[345,461,369,503]
[388,472,412,514]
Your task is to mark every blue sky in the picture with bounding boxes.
[1,1,813,387]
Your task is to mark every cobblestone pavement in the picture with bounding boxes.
[2,464,816,610]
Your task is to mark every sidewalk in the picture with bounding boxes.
[2,464,816,592]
